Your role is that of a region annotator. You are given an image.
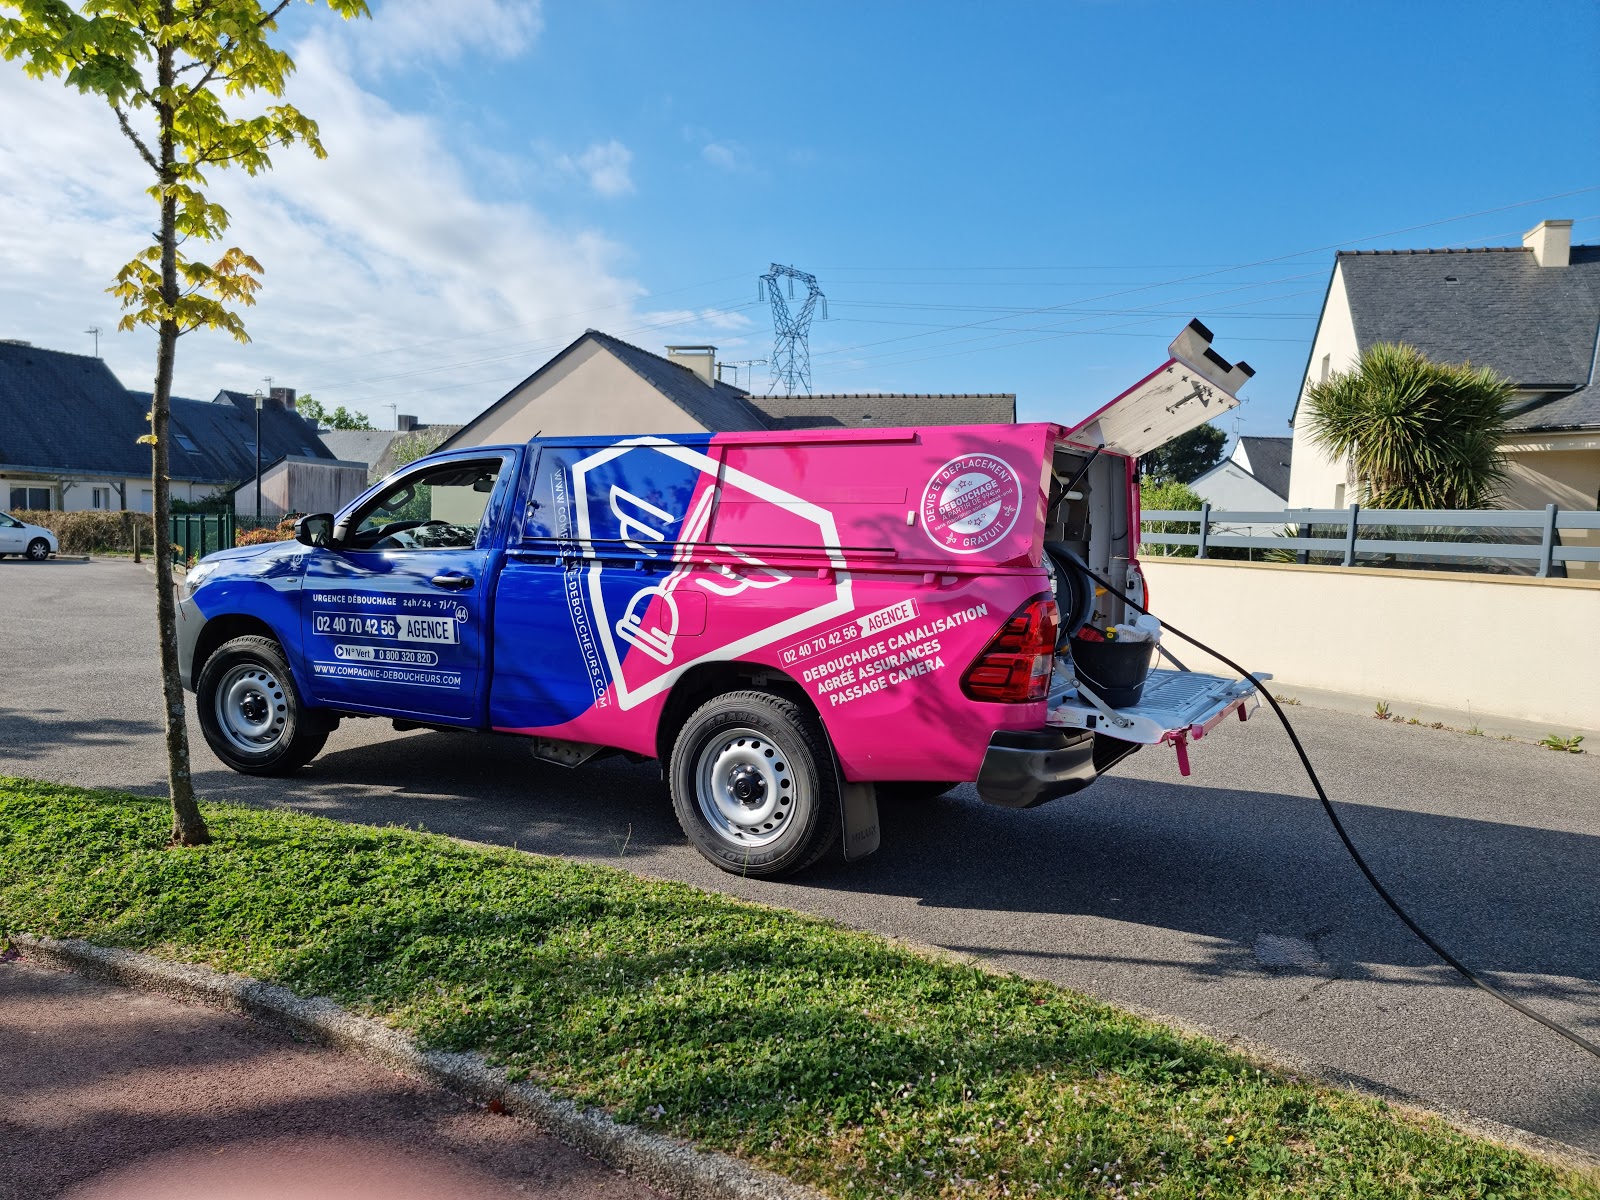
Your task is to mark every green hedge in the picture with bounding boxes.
[8,509,154,555]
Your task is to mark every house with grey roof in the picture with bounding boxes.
[439,329,1015,450]
[0,339,362,517]
[1287,219,1600,516]
[1191,436,1293,523]
[320,416,465,483]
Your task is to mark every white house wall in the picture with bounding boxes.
[452,340,709,446]
[1190,461,1287,510]
[1287,262,1360,508]
[2,471,221,513]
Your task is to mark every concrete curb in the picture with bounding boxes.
[12,935,824,1200]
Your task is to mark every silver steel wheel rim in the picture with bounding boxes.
[694,726,793,849]
[213,663,289,754]
[26,540,47,560]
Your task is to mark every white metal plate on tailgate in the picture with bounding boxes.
[1061,321,1255,458]
[1046,667,1265,744]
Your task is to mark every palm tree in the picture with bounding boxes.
[1303,343,1514,509]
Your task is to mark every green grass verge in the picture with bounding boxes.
[0,778,1592,1199]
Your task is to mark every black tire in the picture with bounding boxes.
[875,780,958,804]
[25,538,50,561]
[669,690,841,878]
[197,634,328,775]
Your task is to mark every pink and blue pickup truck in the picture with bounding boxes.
[178,322,1265,877]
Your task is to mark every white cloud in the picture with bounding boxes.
[0,32,651,422]
[556,139,635,198]
[358,0,543,69]
[700,141,744,172]
[639,308,754,335]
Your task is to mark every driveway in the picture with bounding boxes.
[3,559,1597,1153]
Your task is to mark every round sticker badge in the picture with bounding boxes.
[920,453,1022,554]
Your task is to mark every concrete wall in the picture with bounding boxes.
[452,339,704,446]
[1141,557,1599,729]
[1287,262,1360,509]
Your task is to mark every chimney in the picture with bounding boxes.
[397,414,419,431]
[665,345,717,386]
[269,385,297,409]
[1522,219,1572,268]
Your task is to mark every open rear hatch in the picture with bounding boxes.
[1045,320,1264,777]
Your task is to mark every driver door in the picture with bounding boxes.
[0,514,25,553]
[300,453,511,724]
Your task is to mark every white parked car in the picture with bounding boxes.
[0,511,58,560]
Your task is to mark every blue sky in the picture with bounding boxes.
[2,0,1596,438]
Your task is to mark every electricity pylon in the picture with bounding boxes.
[758,264,826,395]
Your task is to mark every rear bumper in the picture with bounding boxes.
[975,728,1097,809]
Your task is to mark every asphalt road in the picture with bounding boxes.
[3,558,1597,1153]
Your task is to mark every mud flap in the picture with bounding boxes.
[833,752,880,861]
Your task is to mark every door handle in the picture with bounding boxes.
[430,574,474,590]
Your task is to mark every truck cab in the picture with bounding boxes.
[178,321,1262,877]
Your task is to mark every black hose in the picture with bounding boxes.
[1073,559,1600,1060]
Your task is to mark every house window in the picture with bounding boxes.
[173,433,198,454]
[92,487,112,509]
[9,486,51,511]
[1334,484,1346,508]
[1320,353,1331,384]
[244,441,258,459]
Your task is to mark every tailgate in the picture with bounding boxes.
[1046,666,1266,775]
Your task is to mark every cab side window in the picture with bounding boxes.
[346,458,505,552]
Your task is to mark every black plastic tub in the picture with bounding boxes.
[1068,636,1155,708]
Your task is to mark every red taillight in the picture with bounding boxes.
[961,592,1060,703]
[1130,559,1149,612]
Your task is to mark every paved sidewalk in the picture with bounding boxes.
[0,958,660,1200]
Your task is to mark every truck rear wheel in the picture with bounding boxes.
[669,690,841,878]
[196,635,329,776]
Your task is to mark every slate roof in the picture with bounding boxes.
[1505,385,1597,433]
[1234,436,1293,500]
[0,340,335,484]
[1334,244,1600,430]
[0,342,154,477]
[133,389,333,481]
[747,393,1016,430]
[318,429,398,469]
[321,426,466,479]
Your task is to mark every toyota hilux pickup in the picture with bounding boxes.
[178,321,1264,877]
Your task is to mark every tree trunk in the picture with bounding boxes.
[154,30,209,847]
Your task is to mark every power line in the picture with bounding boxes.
[804,187,1600,376]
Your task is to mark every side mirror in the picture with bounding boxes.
[295,513,334,548]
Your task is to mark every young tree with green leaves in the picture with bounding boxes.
[296,393,374,430]
[1138,476,1204,557]
[1138,423,1226,484]
[0,0,367,845]
[1303,342,1513,509]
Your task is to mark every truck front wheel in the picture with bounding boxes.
[197,635,329,776]
[669,690,841,878]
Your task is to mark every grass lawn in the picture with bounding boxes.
[1,777,1592,1199]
